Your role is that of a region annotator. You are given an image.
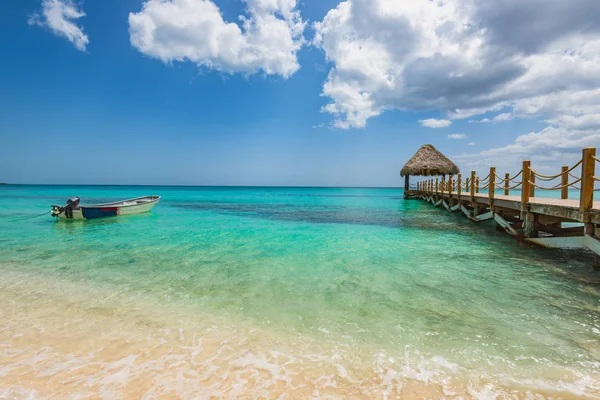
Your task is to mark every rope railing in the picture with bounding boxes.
[493,170,522,184]
[527,178,582,191]
[531,159,582,181]
[507,170,523,183]
[493,172,507,184]
[478,173,491,184]
[411,147,596,221]
[530,171,562,182]
[593,173,600,191]
[506,181,523,190]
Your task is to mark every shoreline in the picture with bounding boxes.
[1,264,599,399]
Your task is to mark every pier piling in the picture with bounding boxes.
[409,147,600,264]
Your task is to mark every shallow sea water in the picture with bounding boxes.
[0,185,599,399]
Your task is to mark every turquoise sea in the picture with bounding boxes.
[1,185,599,398]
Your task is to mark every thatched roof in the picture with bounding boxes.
[400,144,460,176]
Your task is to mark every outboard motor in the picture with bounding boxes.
[51,197,80,218]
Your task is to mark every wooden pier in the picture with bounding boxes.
[405,147,600,264]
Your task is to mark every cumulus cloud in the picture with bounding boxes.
[129,0,305,78]
[547,114,600,131]
[468,142,476,146]
[470,113,513,123]
[28,0,89,51]
[455,126,600,175]
[419,119,452,128]
[448,133,467,139]
[313,0,600,129]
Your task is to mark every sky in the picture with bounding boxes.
[1,0,599,187]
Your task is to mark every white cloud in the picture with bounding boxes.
[454,126,600,174]
[448,133,467,139]
[129,0,305,78]
[468,142,476,145]
[28,0,89,51]
[493,113,513,122]
[470,112,513,123]
[547,113,600,131]
[313,0,600,129]
[419,119,452,128]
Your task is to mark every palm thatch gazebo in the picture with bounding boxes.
[401,144,460,197]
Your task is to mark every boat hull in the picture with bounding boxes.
[54,196,160,220]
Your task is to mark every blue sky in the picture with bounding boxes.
[1,0,599,186]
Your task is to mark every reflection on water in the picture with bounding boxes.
[51,211,158,232]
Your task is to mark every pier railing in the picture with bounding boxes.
[416,147,598,222]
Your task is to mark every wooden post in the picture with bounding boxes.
[404,175,409,192]
[580,148,596,223]
[470,171,476,206]
[457,173,462,202]
[521,160,531,218]
[504,173,510,195]
[448,176,453,202]
[523,213,538,238]
[441,177,446,198]
[561,166,568,200]
[475,177,480,194]
[529,173,535,198]
[435,178,439,195]
[489,167,496,207]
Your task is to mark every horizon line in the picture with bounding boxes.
[0,183,405,189]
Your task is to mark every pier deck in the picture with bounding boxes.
[407,147,600,264]
[455,193,600,224]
